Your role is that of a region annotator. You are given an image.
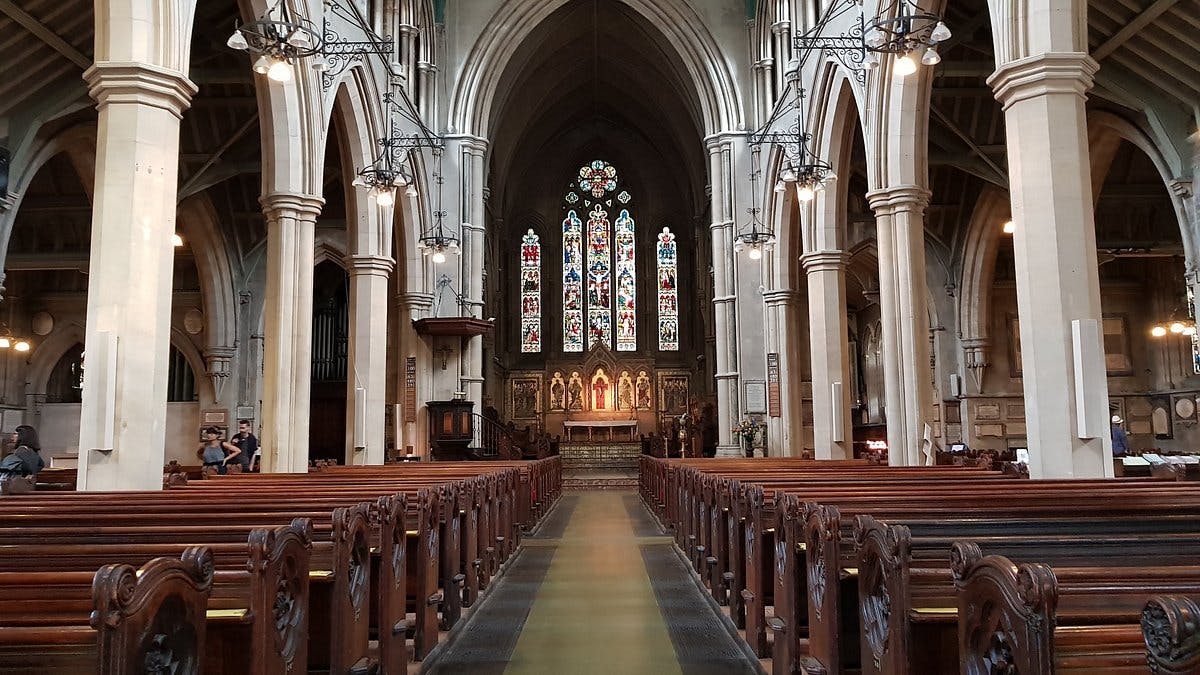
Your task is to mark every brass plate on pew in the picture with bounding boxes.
[841,567,858,578]
[309,570,335,580]
[206,608,249,621]
[796,543,806,551]
[912,607,957,615]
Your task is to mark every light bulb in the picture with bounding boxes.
[930,21,952,43]
[406,184,418,198]
[1186,326,1197,336]
[921,46,941,66]
[375,188,395,208]
[780,167,797,182]
[226,29,249,51]
[797,184,816,202]
[352,175,369,188]
[1152,325,1168,337]
[311,54,328,72]
[1171,321,1186,334]
[0,337,11,349]
[431,250,447,264]
[748,246,763,260]
[774,180,786,193]
[13,341,29,353]
[1002,220,1015,234]
[253,55,271,74]
[267,59,293,82]
[863,52,880,70]
[893,54,918,77]
[172,233,184,247]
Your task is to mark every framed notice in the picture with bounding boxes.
[745,381,767,414]
[766,353,781,417]
[403,357,417,423]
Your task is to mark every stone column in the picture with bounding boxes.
[801,250,852,459]
[259,193,323,473]
[346,255,394,465]
[989,53,1112,478]
[707,138,741,457]
[763,289,805,456]
[76,62,196,491]
[867,186,934,466]
[395,291,433,458]
[460,142,487,417]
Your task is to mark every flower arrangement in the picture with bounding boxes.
[732,416,765,444]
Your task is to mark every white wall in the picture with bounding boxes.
[39,402,201,466]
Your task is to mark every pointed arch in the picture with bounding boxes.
[448,0,744,137]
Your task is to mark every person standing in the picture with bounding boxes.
[197,427,239,475]
[230,419,260,472]
[1110,415,1129,457]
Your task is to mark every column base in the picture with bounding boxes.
[716,445,742,458]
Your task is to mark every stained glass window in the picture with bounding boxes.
[614,210,636,351]
[586,205,612,347]
[562,211,584,352]
[657,227,679,351]
[519,229,541,353]
[560,160,647,352]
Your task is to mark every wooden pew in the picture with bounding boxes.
[0,547,212,674]
[954,544,1200,674]
[0,520,312,674]
[1142,595,1200,675]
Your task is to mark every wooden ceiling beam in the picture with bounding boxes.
[0,0,90,69]
[1091,0,1180,62]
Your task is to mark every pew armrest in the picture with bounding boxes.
[427,592,444,607]
[452,573,466,587]
[392,619,408,636]
[768,617,787,634]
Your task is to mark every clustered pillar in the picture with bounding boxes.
[802,250,852,459]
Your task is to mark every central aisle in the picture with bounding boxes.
[427,491,759,674]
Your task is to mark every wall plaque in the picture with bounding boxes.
[403,357,417,423]
[974,403,1001,421]
[745,381,767,414]
[766,353,781,417]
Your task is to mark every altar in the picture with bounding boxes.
[563,419,639,442]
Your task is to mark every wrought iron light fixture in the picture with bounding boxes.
[350,92,440,209]
[734,167,776,260]
[226,1,323,83]
[756,62,837,203]
[862,0,951,76]
[228,0,399,90]
[415,151,459,265]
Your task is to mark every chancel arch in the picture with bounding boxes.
[484,0,715,454]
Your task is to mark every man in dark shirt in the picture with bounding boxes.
[230,419,259,472]
[1110,415,1129,457]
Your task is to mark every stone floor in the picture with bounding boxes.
[424,491,761,674]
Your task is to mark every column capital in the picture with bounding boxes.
[83,62,198,118]
[753,58,775,71]
[260,193,324,221]
[800,249,848,273]
[417,60,438,74]
[762,289,804,306]
[988,52,1098,110]
[771,20,791,35]
[397,23,419,36]
[866,185,930,214]
[395,291,434,310]
[443,134,489,154]
[348,254,395,276]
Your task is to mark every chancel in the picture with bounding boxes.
[0,0,1199,671]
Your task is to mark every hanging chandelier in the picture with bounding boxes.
[226,1,324,83]
[351,161,414,209]
[415,151,458,265]
[1151,285,1198,337]
[758,63,837,204]
[861,0,951,75]
[734,167,776,260]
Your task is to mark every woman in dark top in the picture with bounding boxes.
[0,425,44,479]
